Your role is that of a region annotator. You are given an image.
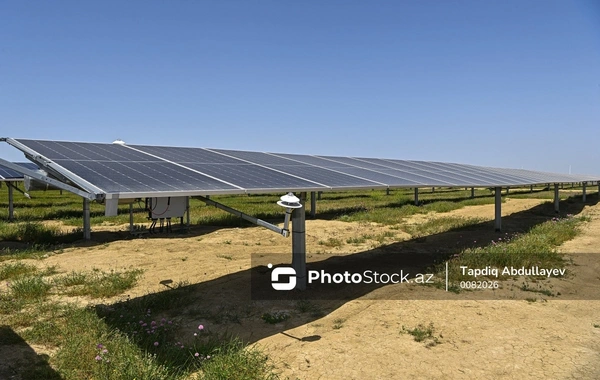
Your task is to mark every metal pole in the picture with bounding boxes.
[386,188,390,196]
[317,191,322,200]
[494,187,502,232]
[186,196,190,228]
[530,185,533,193]
[83,198,91,240]
[292,192,306,290]
[470,187,475,199]
[310,191,316,218]
[582,182,587,202]
[506,187,509,195]
[554,183,560,213]
[129,203,134,233]
[414,188,419,206]
[8,183,14,222]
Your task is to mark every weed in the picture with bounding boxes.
[401,322,441,347]
[332,318,346,330]
[261,311,290,324]
[318,238,343,248]
[9,275,52,300]
[520,282,557,297]
[57,269,144,298]
[0,262,38,280]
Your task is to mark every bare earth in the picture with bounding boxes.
[7,198,600,379]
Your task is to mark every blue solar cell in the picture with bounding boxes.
[210,150,386,188]
[8,138,600,199]
[0,162,39,180]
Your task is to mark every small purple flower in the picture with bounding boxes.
[102,349,108,354]
[95,355,102,361]
[194,352,200,357]
[154,342,159,347]
[96,344,104,349]
[198,324,204,331]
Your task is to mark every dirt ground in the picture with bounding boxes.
[7,197,600,379]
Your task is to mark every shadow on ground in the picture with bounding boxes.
[0,325,61,380]
[93,196,597,362]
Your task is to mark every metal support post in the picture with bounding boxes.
[310,191,316,218]
[494,187,502,232]
[129,203,134,233]
[186,196,190,228]
[554,183,560,213]
[582,182,587,202]
[292,192,306,290]
[470,187,475,199]
[83,198,91,240]
[414,188,419,206]
[8,183,14,222]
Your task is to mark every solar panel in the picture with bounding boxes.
[272,153,432,186]
[3,138,599,201]
[208,149,388,188]
[0,162,38,180]
[128,145,329,191]
[12,140,243,194]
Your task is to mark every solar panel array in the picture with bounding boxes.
[0,162,39,181]
[6,138,599,199]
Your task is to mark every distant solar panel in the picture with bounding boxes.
[2,138,599,201]
[0,162,38,180]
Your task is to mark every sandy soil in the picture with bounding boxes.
[3,197,600,379]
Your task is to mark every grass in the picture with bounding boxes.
[261,311,291,324]
[445,215,588,282]
[332,318,346,330]
[9,275,52,300]
[318,238,344,247]
[401,322,441,347]
[55,268,144,298]
[520,282,558,297]
[0,261,38,279]
[406,216,485,237]
[0,187,593,378]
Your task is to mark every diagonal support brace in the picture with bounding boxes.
[195,195,291,237]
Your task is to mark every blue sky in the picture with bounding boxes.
[1,1,599,174]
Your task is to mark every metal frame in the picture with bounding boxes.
[0,138,105,201]
[195,195,292,237]
[0,157,94,200]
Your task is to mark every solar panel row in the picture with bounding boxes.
[0,162,39,180]
[6,138,599,199]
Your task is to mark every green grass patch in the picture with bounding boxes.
[56,269,144,298]
[9,275,52,300]
[0,261,38,280]
[261,311,290,324]
[401,322,441,347]
[318,238,343,248]
[446,215,588,282]
[407,217,484,237]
